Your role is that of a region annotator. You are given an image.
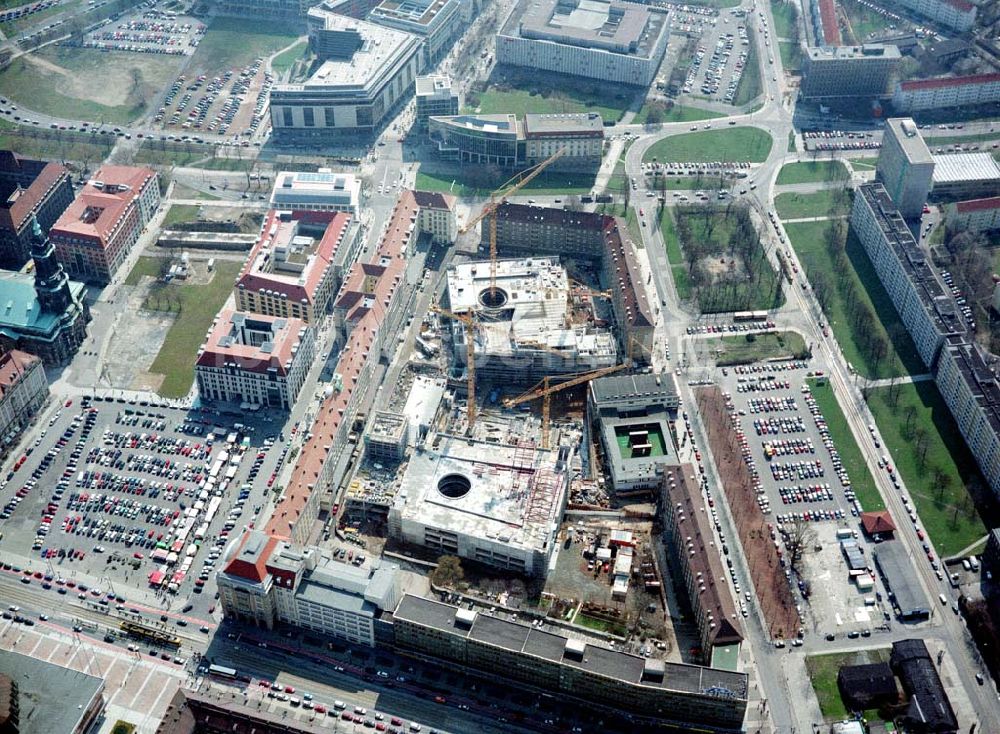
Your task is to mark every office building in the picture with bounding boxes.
[393,594,749,731]
[892,0,975,32]
[945,196,1000,233]
[413,190,457,243]
[369,0,464,66]
[270,6,422,142]
[0,649,105,734]
[214,0,315,18]
[265,191,422,545]
[195,310,316,411]
[661,465,743,659]
[876,118,935,219]
[48,166,160,283]
[0,218,89,364]
[444,257,618,381]
[893,72,1000,113]
[0,151,73,268]
[800,44,900,100]
[428,112,604,170]
[236,209,360,323]
[217,530,399,645]
[851,184,965,369]
[0,349,47,449]
[496,0,671,86]
[589,372,680,494]
[488,203,655,362]
[388,432,568,576]
[930,153,1000,202]
[414,74,459,131]
[269,170,362,213]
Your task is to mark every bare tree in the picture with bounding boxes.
[784,520,816,572]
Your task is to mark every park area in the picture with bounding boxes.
[415,166,594,197]
[776,160,849,185]
[122,256,242,399]
[467,68,636,124]
[670,205,783,312]
[867,380,987,556]
[806,648,890,722]
[775,189,851,220]
[643,127,773,164]
[711,331,809,366]
[784,218,923,379]
[0,45,183,124]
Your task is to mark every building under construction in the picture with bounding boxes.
[387,431,569,576]
[443,257,618,381]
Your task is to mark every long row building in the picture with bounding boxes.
[892,72,1000,113]
[851,183,1000,498]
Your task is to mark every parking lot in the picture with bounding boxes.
[81,9,205,56]
[680,5,751,104]
[157,56,272,139]
[802,129,881,152]
[0,396,289,604]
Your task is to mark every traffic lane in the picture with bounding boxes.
[210,634,578,734]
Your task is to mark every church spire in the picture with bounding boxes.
[29,214,72,314]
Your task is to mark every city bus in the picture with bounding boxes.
[208,664,237,679]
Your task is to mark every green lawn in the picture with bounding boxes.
[188,17,301,76]
[123,256,164,287]
[161,205,201,228]
[775,190,851,220]
[806,648,890,721]
[133,146,211,168]
[807,379,883,511]
[0,132,112,162]
[770,0,798,38]
[633,103,725,125]
[643,127,773,164]
[147,260,243,399]
[470,78,632,124]
[842,0,898,41]
[415,168,594,197]
[924,132,1000,147]
[626,206,643,248]
[681,0,742,7]
[848,157,878,171]
[867,381,987,557]
[170,183,221,201]
[659,207,692,301]
[270,40,307,76]
[784,220,923,378]
[0,46,181,124]
[712,331,809,365]
[734,37,762,106]
[777,160,849,185]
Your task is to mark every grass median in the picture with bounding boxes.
[643,127,773,164]
[776,160,849,185]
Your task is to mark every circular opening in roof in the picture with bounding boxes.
[478,286,509,309]
[437,473,472,499]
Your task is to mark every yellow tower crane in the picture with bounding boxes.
[432,305,478,432]
[459,148,567,301]
[502,364,625,449]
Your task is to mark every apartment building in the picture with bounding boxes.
[392,594,749,731]
[892,72,1000,113]
[414,75,459,131]
[496,0,671,86]
[851,184,965,369]
[945,196,1000,233]
[235,209,360,323]
[195,310,315,411]
[800,44,900,99]
[892,0,975,32]
[214,0,314,18]
[217,530,399,645]
[0,151,73,268]
[0,349,47,449]
[369,0,464,66]
[48,166,159,283]
[413,190,457,243]
[876,118,935,219]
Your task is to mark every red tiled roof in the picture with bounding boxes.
[818,0,841,46]
[50,165,155,247]
[0,349,40,397]
[899,72,1000,92]
[265,191,415,539]
[955,196,1000,213]
[196,309,309,376]
[237,209,353,307]
[605,218,653,328]
[0,161,70,234]
[222,532,278,583]
[861,511,896,535]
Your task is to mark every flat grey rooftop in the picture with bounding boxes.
[0,649,103,734]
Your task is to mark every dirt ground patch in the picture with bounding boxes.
[696,385,802,639]
[103,279,177,390]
